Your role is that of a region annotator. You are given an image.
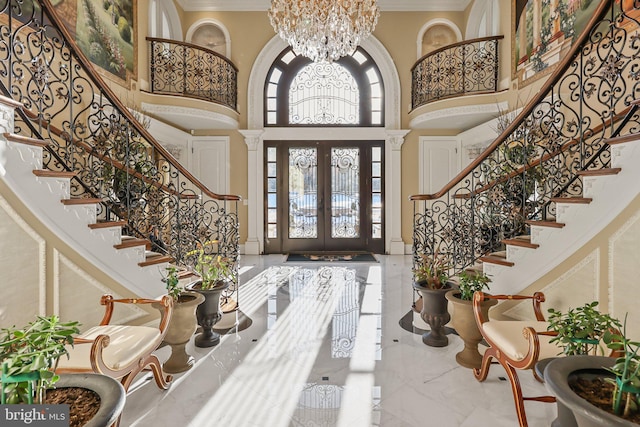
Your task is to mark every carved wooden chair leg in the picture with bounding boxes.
[146,354,173,390]
[473,346,497,381]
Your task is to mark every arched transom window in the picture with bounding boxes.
[265,47,384,127]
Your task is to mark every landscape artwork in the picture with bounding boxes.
[53,0,136,82]
[513,0,598,85]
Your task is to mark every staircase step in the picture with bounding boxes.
[502,236,539,249]
[33,170,77,179]
[139,253,174,268]
[4,133,51,148]
[525,219,566,228]
[577,168,621,177]
[0,95,23,109]
[88,220,127,230]
[550,197,592,204]
[606,133,639,145]
[479,254,515,267]
[114,237,150,250]
[61,197,104,206]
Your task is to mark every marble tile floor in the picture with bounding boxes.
[120,255,557,427]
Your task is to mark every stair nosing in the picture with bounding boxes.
[549,197,592,204]
[4,133,51,148]
[525,220,566,228]
[88,220,127,230]
[576,168,622,177]
[61,197,104,206]
[33,170,77,178]
[606,133,639,145]
[138,255,174,268]
[479,256,515,267]
[114,238,150,250]
[502,238,540,249]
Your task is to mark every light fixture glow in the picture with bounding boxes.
[268,0,380,63]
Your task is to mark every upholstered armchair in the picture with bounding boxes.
[472,292,559,427]
[57,294,174,393]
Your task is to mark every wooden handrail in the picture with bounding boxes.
[410,35,505,73]
[38,0,241,202]
[440,106,632,200]
[409,0,612,201]
[146,37,239,72]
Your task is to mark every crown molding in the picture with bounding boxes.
[175,0,471,12]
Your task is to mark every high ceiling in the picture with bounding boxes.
[175,0,472,12]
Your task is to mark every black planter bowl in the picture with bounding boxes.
[544,355,637,427]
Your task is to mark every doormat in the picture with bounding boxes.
[286,252,378,262]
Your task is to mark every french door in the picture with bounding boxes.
[264,140,384,254]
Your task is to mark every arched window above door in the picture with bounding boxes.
[265,47,384,127]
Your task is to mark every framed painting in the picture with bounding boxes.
[53,0,137,83]
[512,0,599,86]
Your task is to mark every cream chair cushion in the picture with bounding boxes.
[58,325,162,372]
[482,321,560,361]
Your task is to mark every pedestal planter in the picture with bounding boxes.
[162,291,205,373]
[186,280,230,348]
[446,290,497,369]
[544,355,638,427]
[413,282,454,347]
[53,373,125,427]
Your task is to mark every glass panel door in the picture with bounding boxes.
[264,141,383,254]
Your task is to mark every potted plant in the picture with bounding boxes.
[543,302,622,427]
[544,315,639,427]
[0,316,125,427]
[412,247,456,347]
[185,241,233,348]
[159,266,205,373]
[445,270,496,368]
[547,301,622,356]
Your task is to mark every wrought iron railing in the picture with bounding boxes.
[148,37,238,111]
[411,0,640,276]
[411,35,503,109]
[0,0,241,295]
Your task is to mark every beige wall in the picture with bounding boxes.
[0,181,158,331]
[492,193,640,340]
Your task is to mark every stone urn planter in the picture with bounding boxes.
[162,291,205,373]
[544,355,638,427]
[53,373,126,427]
[413,281,454,347]
[445,290,498,369]
[186,280,230,348]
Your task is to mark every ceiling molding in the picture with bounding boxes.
[175,0,471,12]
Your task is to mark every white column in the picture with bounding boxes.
[385,130,409,255]
[239,129,264,255]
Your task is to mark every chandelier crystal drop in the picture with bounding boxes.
[268,0,380,63]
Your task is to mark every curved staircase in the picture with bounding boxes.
[0,100,172,297]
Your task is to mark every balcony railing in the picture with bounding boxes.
[411,35,503,109]
[0,0,240,298]
[410,1,639,276]
[148,37,238,111]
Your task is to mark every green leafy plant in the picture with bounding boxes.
[547,301,621,356]
[162,265,181,301]
[457,271,491,301]
[413,246,451,289]
[186,241,233,290]
[0,316,80,404]
[604,315,640,418]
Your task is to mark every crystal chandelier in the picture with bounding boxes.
[268,0,380,63]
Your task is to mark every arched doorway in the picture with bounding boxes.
[241,36,406,255]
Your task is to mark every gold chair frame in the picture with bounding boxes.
[58,294,174,392]
[473,291,557,427]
